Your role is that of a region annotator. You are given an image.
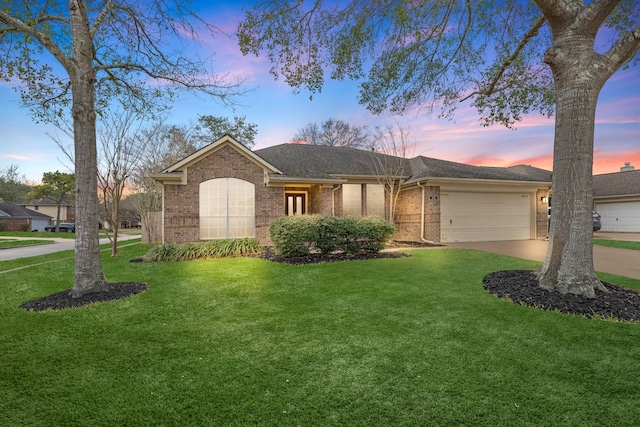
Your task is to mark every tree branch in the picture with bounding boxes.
[91,0,114,37]
[601,25,640,74]
[577,0,620,34]
[0,11,72,71]
[462,15,546,101]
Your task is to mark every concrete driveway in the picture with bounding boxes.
[447,233,640,280]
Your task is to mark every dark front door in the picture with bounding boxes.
[286,193,306,215]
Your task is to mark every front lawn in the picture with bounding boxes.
[2,245,640,426]
[0,238,55,249]
[594,239,640,251]
[0,231,76,239]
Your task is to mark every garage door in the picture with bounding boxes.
[595,201,640,232]
[441,192,532,242]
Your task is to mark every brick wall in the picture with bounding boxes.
[393,185,440,242]
[536,188,550,238]
[0,217,31,232]
[163,144,283,246]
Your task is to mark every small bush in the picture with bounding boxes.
[142,238,261,262]
[269,215,319,257]
[270,215,395,258]
[19,223,30,232]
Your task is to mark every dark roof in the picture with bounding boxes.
[255,144,407,181]
[593,169,640,198]
[255,143,551,184]
[25,196,73,206]
[0,201,52,219]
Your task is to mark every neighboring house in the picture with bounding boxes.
[594,163,640,232]
[151,135,552,245]
[0,198,52,231]
[23,196,75,224]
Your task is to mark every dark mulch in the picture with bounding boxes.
[256,248,411,265]
[20,282,149,312]
[484,270,640,322]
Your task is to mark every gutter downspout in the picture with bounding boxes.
[416,181,436,244]
[332,185,340,216]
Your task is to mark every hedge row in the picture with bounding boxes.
[269,215,395,257]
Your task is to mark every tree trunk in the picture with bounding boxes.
[537,31,608,298]
[69,0,107,297]
[55,203,61,232]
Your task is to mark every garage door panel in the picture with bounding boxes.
[596,201,640,232]
[441,192,532,242]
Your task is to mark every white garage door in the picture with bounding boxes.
[441,192,532,242]
[595,201,640,232]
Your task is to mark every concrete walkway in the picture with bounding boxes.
[447,234,640,280]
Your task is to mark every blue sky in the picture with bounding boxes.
[1,1,638,182]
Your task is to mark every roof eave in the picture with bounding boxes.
[405,176,552,186]
[267,175,346,185]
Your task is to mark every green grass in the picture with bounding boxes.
[0,238,141,272]
[2,246,640,426]
[594,239,640,251]
[0,231,76,239]
[0,239,55,249]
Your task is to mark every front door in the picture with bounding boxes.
[286,193,306,215]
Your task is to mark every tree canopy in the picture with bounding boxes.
[195,115,258,149]
[0,164,31,203]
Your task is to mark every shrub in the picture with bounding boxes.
[270,215,395,257]
[19,223,30,232]
[0,221,5,231]
[142,238,261,262]
[269,215,320,257]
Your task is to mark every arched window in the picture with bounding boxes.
[199,178,255,239]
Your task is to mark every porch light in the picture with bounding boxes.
[541,196,549,204]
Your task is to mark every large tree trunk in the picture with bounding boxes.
[537,24,608,298]
[69,0,107,297]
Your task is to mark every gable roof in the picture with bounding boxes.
[0,200,52,219]
[154,134,282,180]
[24,196,73,206]
[593,169,640,198]
[255,143,551,185]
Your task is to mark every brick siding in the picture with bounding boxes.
[393,185,441,242]
[163,144,283,246]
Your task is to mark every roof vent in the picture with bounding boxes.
[621,162,635,172]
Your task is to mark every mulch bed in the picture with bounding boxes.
[483,270,640,322]
[20,282,149,312]
[255,248,411,265]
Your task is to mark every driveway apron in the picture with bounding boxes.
[447,238,640,280]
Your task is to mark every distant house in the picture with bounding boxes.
[0,199,52,231]
[23,196,75,224]
[151,135,552,245]
[594,163,640,232]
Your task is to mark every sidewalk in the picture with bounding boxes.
[0,234,141,261]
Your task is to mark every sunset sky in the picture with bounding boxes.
[1,2,638,183]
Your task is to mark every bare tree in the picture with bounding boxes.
[238,1,640,297]
[292,118,371,148]
[0,1,243,297]
[370,124,413,222]
[97,107,148,257]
